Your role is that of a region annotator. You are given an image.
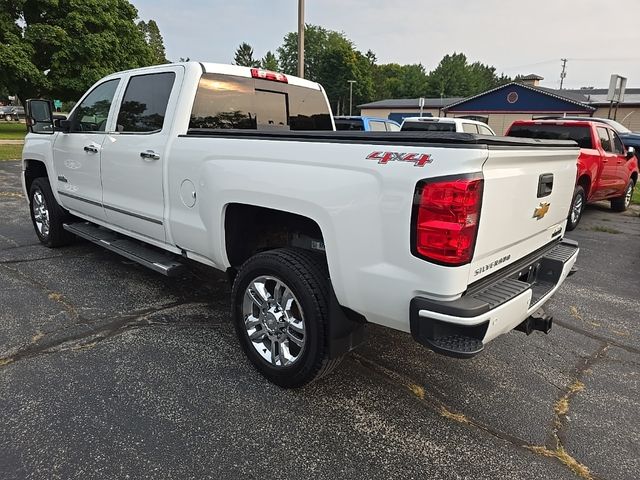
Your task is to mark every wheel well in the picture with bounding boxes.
[224,204,325,268]
[577,174,591,198]
[24,160,48,194]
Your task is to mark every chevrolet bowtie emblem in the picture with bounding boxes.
[533,202,550,220]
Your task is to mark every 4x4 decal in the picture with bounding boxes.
[366,151,432,167]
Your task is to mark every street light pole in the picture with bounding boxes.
[348,80,356,116]
[298,0,305,78]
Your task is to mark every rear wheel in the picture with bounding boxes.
[29,178,74,247]
[231,248,341,388]
[611,180,635,212]
[5,114,12,122]
[566,185,586,231]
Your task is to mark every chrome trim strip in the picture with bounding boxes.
[57,191,163,225]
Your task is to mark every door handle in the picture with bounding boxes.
[83,145,99,154]
[140,150,160,160]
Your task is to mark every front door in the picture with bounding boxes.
[100,68,181,242]
[609,129,631,192]
[53,79,121,221]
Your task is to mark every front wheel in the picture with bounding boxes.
[29,178,74,247]
[231,248,341,388]
[4,114,12,122]
[610,180,635,212]
[566,185,586,231]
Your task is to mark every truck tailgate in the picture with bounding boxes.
[469,147,579,283]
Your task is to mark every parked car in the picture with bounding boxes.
[334,116,400,132]
[401,117,496,135]
[23,63,579,388]
[538,116,640,156]
[0,105,25,121]
[507,119,639,230]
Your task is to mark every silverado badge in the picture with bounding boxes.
[533,202,550,220]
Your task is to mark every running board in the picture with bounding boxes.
[63,222,186,277]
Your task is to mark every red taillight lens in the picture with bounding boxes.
[413,176,483,266]
[250,68,288,83]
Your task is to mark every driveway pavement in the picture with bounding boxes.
[0,160,638,480]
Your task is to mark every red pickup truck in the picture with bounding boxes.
[507,119,638,230]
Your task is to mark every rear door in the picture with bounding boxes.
[609,129,631,192]
[100,67,182,242]
[596,127,623,197]
[52,78,121,221]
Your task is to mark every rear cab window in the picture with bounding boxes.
[508,124,594,149]
[334,119,364,131]
[189,73,332,131]
[401,121,456,132]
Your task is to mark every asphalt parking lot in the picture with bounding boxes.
[0,159,638,480]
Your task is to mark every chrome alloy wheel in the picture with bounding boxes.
[32,189,50,238]
[571,193,583,225]
[624,183,633,208]
[242,275,306,368]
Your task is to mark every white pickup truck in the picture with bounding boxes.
[22,62,579,387]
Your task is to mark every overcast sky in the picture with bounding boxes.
[134,0,640,90]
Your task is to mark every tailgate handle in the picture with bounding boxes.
[537,173,554,198]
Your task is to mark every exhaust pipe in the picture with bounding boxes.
[515,308,553,335]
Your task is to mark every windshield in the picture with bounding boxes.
[602,119,631,133]
[401,121,456,132]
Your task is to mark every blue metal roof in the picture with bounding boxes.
[444,82,595,113]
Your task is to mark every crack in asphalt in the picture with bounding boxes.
[0,301,215,368]
[352,351,603,480]
[555,319,640,356]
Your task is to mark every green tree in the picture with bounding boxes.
[372,63,429,100]
[277,24,353,82]
[426,53,510,98]
[0,0,155,105]
[316,43,373,115]
[138,19,168,65]
[260,51,279,71]
[233,42,259,67]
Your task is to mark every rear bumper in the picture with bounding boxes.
[410,238,579,358]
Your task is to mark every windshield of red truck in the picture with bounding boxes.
[508,124,593,149]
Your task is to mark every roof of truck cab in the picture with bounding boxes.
[198,62,323,90]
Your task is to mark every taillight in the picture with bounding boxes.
[412,175,483,266]
[250,68,288,83]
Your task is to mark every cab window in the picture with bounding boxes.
[117,72,175,133]
[462,123,479,134]
[69,79,120,132]
[369,121,387,132]
[597,127,612,152]
[610,130,625,154]
[386,122,400,132]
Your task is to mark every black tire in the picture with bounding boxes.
[231,248,341,388]
[566,185,586,231]
[610,180,635,212]
[28,177,74,247]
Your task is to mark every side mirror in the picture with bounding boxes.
[626,146,636,160]
[26,99,54,134]
[54,117,71,133]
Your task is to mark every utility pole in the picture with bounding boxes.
[348,80,356,116]
[298,0,305,78]
[559,58,567,90]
